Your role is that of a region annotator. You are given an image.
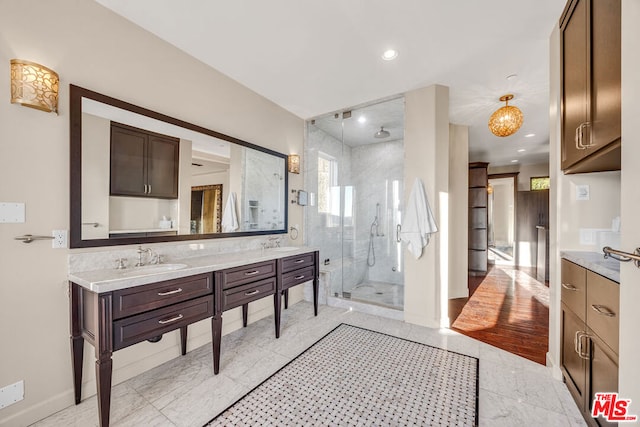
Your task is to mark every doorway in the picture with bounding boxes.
[487,173,517,266]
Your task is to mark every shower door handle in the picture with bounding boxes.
[396,224,402,243]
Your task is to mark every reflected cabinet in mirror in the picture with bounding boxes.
[70,85,288,248]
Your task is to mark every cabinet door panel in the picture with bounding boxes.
[469,188,487,208]
[110,125,146,196]
[591,0,621,151]
[561,305,586,406]
[588,333,618,427]
[147,135,179,199]
[561,0,589,170]
[469,167,487,188]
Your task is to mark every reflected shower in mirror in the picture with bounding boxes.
[70,85,288,248]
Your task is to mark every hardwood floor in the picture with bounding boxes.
[449,264,549,365]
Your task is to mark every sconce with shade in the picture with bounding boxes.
[288,154,300,174]
[10,59,59,114]
[488,94,523,137]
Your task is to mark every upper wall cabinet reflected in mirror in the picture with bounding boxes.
[70,85,288,248]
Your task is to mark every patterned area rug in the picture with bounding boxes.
[205,324,478,426]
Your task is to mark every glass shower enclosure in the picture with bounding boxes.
[305,97,405,310]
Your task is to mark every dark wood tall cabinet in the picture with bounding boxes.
[110,122,180,199]
[468,162,488,273]
[560,0,621,174]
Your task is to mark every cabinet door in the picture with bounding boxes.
[586,271,619,354]
[590,0,621,152]
[110,124,147,196]
[561,259,587,322]
[587,332,618,427]
[561,0,589,170]
[147,135,179,199]
[561,305,587,408]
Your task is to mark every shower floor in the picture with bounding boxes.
[344,281,404,310]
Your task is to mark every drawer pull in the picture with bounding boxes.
[244,270,260,276]
[294,275,305,280]
[158,314,184,324]
[294,259,305,264]
[244,290,260,296]
[157,288,183,296]
[561,283,578,291]
[591,304,616,317]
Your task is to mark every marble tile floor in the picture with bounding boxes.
[32,301,585,427]
[345,281,404,310]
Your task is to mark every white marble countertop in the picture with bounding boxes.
[561,250,620,283]
[69,247,317,293]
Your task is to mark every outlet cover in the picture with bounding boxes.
[0,380,24,409]
[52,230,68,249]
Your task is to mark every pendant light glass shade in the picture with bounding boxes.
[488,94,523,137]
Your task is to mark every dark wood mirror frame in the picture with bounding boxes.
[70,84,288,248]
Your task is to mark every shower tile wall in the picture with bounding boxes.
[350,140,404,287]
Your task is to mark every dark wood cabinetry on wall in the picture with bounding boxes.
[468,162,488,273]
[560,0,621,174]
[110,122,180,199]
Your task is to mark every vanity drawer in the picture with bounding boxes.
[282,266,315,291]
[112,273,212,319]
[221,260,275,290]
[281,252,315,273]
[223,277,276,311]
[113,295,213,351]
[586,270,619,354]
[561,259,586,322]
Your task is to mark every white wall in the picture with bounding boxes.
[404,85,450,328]
[448,124,469,299]
[81,113,110,239]
[488,162,549,191]
[0,1,304,425]
[619,0,640,414]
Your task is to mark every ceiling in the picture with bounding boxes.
[95,0,565,167]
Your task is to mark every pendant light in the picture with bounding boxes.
[488,94,523,137]
[374,126,390,138]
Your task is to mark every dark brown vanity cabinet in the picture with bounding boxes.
[110,122,180,199]
[69,273,215,427]
[560,259,619,426]
[560,0,621,174]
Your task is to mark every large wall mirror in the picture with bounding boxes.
[70,85,288,248]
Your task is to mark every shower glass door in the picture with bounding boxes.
[306,97,405,310]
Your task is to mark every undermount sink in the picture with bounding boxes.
[270,247,298,252]
[119,263,188,276]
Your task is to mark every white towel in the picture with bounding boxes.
[221,192,239,232]
[400,178,438,259]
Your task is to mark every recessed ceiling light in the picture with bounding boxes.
[381,49,398,61]
[511,159,518,163]
[358,116,366,124]
[525,133,535,138]
[517,148,526,153]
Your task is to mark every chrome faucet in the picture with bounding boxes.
[135,246,157,266]
[265,236,281,248]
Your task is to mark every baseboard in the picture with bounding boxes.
[546,351,563,380]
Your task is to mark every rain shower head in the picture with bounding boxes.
[374,126,390,138]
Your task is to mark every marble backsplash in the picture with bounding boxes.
[69,234,289,273]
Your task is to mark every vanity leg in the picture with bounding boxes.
[313,251,320,316]
[180,326,187,356]
[242,304,248,327]
[69,283,84,404]
[274,291,282,339]
[95,357,113,427]
[283,290,289,309]
[211,316,222,375]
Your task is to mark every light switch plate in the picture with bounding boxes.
[576,184,590,200]
[0,202,25,223]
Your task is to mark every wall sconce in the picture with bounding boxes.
[10,59,59,114]
[288,154,300,174]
